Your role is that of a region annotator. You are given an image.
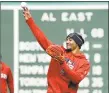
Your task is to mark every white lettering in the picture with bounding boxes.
[41,12,56,22]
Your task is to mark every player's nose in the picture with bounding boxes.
[66,39,71,44]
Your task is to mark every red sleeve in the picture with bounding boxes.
[7,68,14,93]
[26,18,52,50]
[61,61,90,84]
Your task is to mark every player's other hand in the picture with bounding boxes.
[22,7,31,20]
[46,45,65,64]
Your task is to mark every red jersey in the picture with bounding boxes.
[26,18,90,93]
[0,62,14,93]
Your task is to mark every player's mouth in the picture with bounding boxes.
[66,44,71,49]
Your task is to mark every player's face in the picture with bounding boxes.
[66,37,78,50]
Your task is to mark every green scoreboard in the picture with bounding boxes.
[1,2,108,93]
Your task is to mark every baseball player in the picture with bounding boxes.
[0,57,14,93]
[22,7,90,93]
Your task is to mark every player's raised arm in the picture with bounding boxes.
[22,4,52,50]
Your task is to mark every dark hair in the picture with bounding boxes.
[0,54,2,60]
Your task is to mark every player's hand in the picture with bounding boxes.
[22,7,31,20]
[46,45,65,64]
